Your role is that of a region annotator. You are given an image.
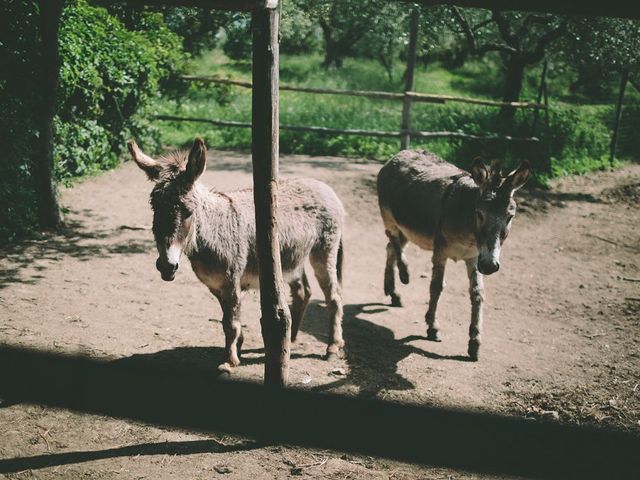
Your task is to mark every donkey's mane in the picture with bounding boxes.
[154,150,189,183]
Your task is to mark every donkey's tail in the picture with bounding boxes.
[336,237,344,286]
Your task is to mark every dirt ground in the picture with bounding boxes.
[1,150,639,479]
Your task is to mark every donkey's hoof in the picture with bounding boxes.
[325,347,344,361]
[468,342,480,361]
[217,362,234,374]
[390,294,403,307]
[399,269,410,285]
[426,328,442,342]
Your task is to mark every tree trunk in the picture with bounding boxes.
[319,19,344,69]
[251,6,292,388]
[498,56,526,133]
[34,0,63,230]
[322,41,344,68]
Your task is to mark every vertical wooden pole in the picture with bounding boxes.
[251,3,291,388]
[610,69,628,166]
[400,8,420,150]
[34,0,63,229]
[541,76,551,175]
[530,60,548,136]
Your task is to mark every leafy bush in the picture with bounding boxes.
[56,0,188,162]
[0,0,188,243]
[0,0,41,242]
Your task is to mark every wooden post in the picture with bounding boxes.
[400,8,420,150]
[251,3,291,387]
[530,60,547,136]
[34,0,63,230]
[610,69,628,166]
[540,74,552,174]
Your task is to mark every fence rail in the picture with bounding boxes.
[153,114,541,142]
[180,75,547,110]
[157,74,545,146]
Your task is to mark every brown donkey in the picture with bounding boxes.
[377,149,530,361]
[129,138,346,372]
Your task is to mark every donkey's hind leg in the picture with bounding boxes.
[310,246,344,359]
[384,229,408,307]
[289,270,311,342]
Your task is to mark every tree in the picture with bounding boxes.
[292,0,402,69]
[559,17,640,100]
[451,8,568,131]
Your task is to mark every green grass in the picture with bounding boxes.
[151,50,637,178]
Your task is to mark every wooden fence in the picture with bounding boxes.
[155,74,545,147]
[154,11,545,150]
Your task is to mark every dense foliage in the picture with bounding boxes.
[0,0,188,242]
[0,1,41,240]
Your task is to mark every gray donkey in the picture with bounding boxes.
[129,138,346,372]
[377,149,530,360]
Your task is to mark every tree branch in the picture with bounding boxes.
[491,10,520,51]
[451,6,518,56]
[451,6,476,50]
[525,18,569,64]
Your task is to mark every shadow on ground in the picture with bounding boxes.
[0,438,259,474]
[0,212,154,289]
[301,301,470,398]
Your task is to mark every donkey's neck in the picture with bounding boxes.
[183,182,239,256]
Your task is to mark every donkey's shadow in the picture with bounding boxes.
[300,301,470,398]
[110,302,469,392]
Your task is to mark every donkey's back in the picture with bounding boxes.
[208,177,346,285]
[377,149,473,251]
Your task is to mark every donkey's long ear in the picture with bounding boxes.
[470,157,490,188]
[185,137,207,184]
[503,160,531,193]
[128,140,160,180]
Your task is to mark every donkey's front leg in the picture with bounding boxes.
[215,286,243,373]
[465,258,484,361]
[425,249,447,341]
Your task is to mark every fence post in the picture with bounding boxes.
[540,73,552,175]
[251,3,292,388]
[400,8,420,150]
[610,69,629,166]
[531,60,548,136]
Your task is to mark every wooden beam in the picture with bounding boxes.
[399,0,640,20]
[34,0,63,230]
[100,0,277,12]
[251,5,291,387]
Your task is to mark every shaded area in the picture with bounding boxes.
[0,438,259,474]
[0,212,154,289]
[0,345,638,480]
[518,188,604,213]
[302,302,473,397]
[111,345,322,375]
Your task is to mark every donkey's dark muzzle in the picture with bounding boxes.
[156,258,178,281]
[478,260,500,275]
